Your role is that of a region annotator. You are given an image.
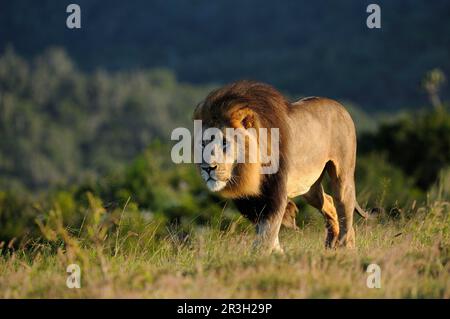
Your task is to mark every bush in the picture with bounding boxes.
[359,107,450,189]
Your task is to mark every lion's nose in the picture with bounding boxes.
[202,165,217,174]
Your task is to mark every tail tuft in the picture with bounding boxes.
[355,201,370,219]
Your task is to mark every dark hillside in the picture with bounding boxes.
[1,0,449,111]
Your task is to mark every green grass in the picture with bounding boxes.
[0,196,448,298]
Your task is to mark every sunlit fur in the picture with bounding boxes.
[194,80,368,251]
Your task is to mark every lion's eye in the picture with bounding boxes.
[222,138,228,150]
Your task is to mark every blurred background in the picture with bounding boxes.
[0,0,449,243]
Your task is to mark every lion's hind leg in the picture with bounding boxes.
[327,161,356,248]
[302,182,339,249]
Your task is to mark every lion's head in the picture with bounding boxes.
[193,81,290,199]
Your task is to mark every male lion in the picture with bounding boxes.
[193,81,368,253]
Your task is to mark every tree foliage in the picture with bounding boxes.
[0,48,212,191]
[360,107,450,189]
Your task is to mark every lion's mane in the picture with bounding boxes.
[194,81,291,223]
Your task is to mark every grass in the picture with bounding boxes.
[0,197,449,298]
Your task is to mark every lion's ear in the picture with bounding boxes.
[231,108,255,129]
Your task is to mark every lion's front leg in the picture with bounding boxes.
[253,198,286,254]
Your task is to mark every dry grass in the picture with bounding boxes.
[0,198,448,298]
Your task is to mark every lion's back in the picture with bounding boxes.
[289,96,356,139]
[287,96,357,173]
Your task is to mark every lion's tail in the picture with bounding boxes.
[355,201,370,219]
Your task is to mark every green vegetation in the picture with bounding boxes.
[0,47,213,192]
[360,108,450,189]
[0,182,448,298]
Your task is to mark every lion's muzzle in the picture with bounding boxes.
[200,164,228,192]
